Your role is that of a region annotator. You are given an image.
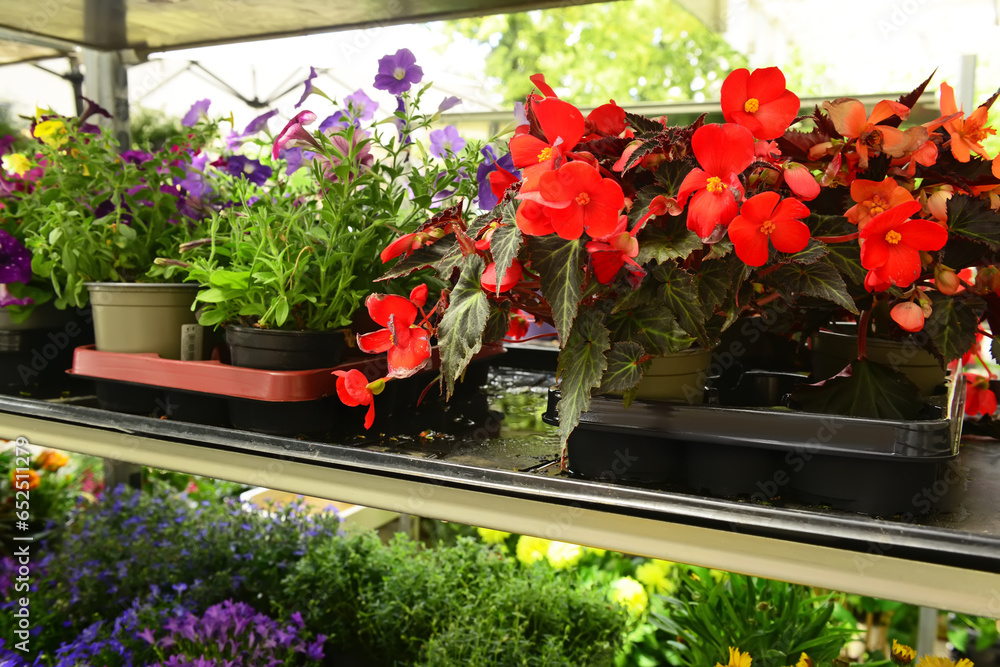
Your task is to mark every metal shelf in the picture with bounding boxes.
[1,365,999,617]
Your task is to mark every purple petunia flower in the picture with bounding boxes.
[476,146,520,211]
[344,89,378,121]
[393,97,411,145]
[176,153,211,200]
[429,125,465,158]
[137,627,157,644]
[305,634,327,660]
[280,147,315,176]
[119,149,153,165]
[438,96,462,113]
[318,112,350,133]
[181,99,211,127]
[513,101,528,127]
[225,109,279,151]
[295,67,319,109]
[0,230,33,285]
[0,135,15,155]
[225,156,272,187]
[78,96,112,123]
[373,49,423,95]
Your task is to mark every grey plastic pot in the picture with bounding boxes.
[609,347,713,404]
[811,325,946,394]
[85,283,200,360]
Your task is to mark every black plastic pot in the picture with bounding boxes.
[93,379,230,427]
[225,325,346,370]
[0,308,95,396]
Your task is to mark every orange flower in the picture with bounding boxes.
[846,178,915,228]
[823,98,928,170]
[940,82,996,162]
[35,449,69,472]
[11,468,40,491]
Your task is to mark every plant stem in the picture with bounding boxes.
[857,308,872,360]
[814,232,860,244]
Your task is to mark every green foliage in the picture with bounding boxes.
[655,566,851,667]
[437,255,491,396]
[790,359,923,420]
[130,107,183,150]
[446,0,746,106]
[556,308,610,444]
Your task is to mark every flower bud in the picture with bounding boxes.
[976,265,1000,295]
[891,302,925,332]
[934,265,961,295]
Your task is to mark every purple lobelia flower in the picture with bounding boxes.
[429,125,465,158]
[294,67,319,109]
[0,230,32,285]
[438,96,462,113]
[344,89,378,121]
[476,146,520,211]
[272,111,320,160]
[182,99,211,127]
[225,156,272,187]
[373,49,423,95]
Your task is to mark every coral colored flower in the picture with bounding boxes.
[940,82,996,162]
[508,97,585,188]
[715,646,752,667]
[379,227,447,263]
[481,260,523,293]
[846,178,915,228]
[515,199,556,236]
[333,369,385,429]
[720,66,800,140]
[782,162,819,200]
[373,49,423,95]
[890,301,925,332]
[676,123,756,240]
[585,214,643,284]
[506,309,533,340]
[964,373,998,417]
[536,161,625,240]
[11,468,39,491]
[859,201,948,288]
[728,192,811,267]
[35,449,69,472]
[272,111,320,160]
[822,98,928,170]
[356,294,431,378]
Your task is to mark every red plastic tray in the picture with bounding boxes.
[68,344,503,403]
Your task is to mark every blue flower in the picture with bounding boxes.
[225,156,272,187]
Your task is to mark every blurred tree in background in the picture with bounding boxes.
[130,108,183,150]
[446,0,746,107]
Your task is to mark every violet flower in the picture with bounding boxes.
[78,96,112,123]
[344,89,378,121]
[295,67,319,109]
[272,111,320,160]
[225,156,272,187]
[318,112,350,133]
[373,49,423,95]
[0,230,33,285]
[119,149,153,165]
[429,125,465,158]
[438,96,462,113]
[513,101,528,127]
[476,146,520,210]
[225,109,279,151]
[182,99,211,127]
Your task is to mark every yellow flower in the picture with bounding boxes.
[35,449,69,472]
[33,120,68,148]
[515,535,551,566]
[546,541,583,569]
[10,468,40,491]
[476,527,510,544]
[715,646,752,667]
[609,576,648,616]
[635,559,675,594]
[915,658,974,667]
[796,653,815,667]
[891,639,917,664]
[1,153,31,177]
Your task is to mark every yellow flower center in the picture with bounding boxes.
[575,192,591,205]
[744,98,760,113]
[538,146,556,162]
[885,230,902,245]
[759,219,776,234]
[864,194,889,217]
[706,176,725,193]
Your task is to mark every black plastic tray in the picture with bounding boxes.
[0,326,94,397]
[543,369,966,516]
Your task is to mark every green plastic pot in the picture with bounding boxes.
[811,325,946,394]
[610,347,713,404]
[85,283,200,360]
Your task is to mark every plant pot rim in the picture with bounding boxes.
[84,282,200,290]
[225,324,345,338]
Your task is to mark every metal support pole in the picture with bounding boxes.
[916,606,938,657]
[959,54,977,112]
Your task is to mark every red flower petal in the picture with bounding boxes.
[783,163,819,200]
[897,219,948,251]
[738,191,780,223]
[409,284,428,308]
[590,250,627,284]
[481,260,523,293]
[770,218,811,254]
[859,201,923,242]
[365,293,417,328]
[720,68,750,122]
[878,244,922,287]
[587,102,626,136]
[692,123,755,177]
[357,328,393,354]
[534,98,585,152]
[364,401,375,429]
[728,214,770,267]
[333,369,372,408]
[860,237,890,271]
[676,168,709,205]
[529,73,557,98]
[515,200,556,236]
[686,188,740,240]
[380,233,417,263]
[387,328,431,378]
[509,134,551,169]
[771,196,811,223]
[890,302,925,332]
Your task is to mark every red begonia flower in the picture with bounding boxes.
[676,123,756,240]
[586,101,627,137]
[822,98,928,170]
[845,178,915,228]
[380,228,447,263]
[334,369,385,429]
[720,67,800,140]
[481,259,523,293]
[507,309,534,340]
[782,162,819,201]
[409,284,428,308]
[509,98,585,189]
[940,82,996,162]
[890,301,925,332]
[964,373,998,416]
[529,73,558,98]
[728,192,811,267]
[514,199,556,236]
[537,161,625,240]
[859,200,948,289]
[357,294,431,377]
